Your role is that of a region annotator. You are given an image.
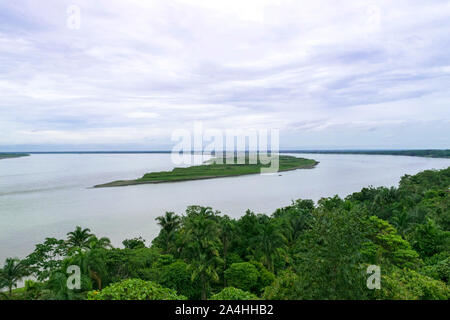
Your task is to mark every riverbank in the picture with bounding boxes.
[282,149,450,158]
[0,153,29,160]
[94,155,318,188]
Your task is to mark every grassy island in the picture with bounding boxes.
[94,155,318,188]
[0,153,29,160]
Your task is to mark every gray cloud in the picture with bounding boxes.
[0,0,449,150]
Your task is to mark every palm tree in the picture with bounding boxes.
[255,220,287,272]
[69,248,107,290]
[66,226,93,250]
[219,215,234,286]
[0,258,29,296]
[182,208,223,300]
[391,210,411,236]
[155,212,181,253]
[88,236,113,250]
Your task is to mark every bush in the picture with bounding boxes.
[210,287,258,300]
[262,270,300,300]
[87,279,186,300]
[159,261,200,299]
[249,261,275,294]
[122,237,146,249]
[377,268,450,300]
[224,262,259,292]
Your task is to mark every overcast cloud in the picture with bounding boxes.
[1,0,449,150]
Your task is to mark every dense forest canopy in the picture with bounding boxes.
[1,167,449,300]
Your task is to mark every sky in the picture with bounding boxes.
[0,0,449,151]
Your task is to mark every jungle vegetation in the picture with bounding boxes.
[1,167,449,300]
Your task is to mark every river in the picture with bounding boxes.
[1,153,449,261]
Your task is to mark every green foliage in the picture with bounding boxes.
[181,206,223,300]
[399,167,450,195]
[262,270,300,300]
[255,218,287,272]
[224,262,259,293]
[96,155,317,186]
[87,279,186,300]
[101,247,161,283]
[421,190,450,231]
[219,215,235,272]
[293,204,369,299]
[249,261,275,294]
[410,219,448,258]
[46,269,91,300]
[273,199,314,245]
[234,212,287,272]
[0,258,29,296]
[87,236,112,250]
[210,287,258,300]
[362,216,421,269]
[0,153,29,159]
[376,268,449,300]
[67,249,108,290]
[21,280,50,300]
[234,210,262,259]
[122,237,146,249]
[5,166,450,301]
[159,261,200,299]
[66,226,94,250]
[153,211,181,254]
[24,237,67,281]
[421,253,450,284]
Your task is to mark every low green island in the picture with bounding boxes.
[0,153,29,160]
[94,155,318,188]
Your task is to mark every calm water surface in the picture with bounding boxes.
[1,153,449,261]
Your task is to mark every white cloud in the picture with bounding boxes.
[0,0,449,149]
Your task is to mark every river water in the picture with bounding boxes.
[1,153,449,261]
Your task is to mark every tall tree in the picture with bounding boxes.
[219,215,234,285]
[24,237,67,281]
[0,258,29,297]
[155,212,181,253]
[293,203,369,299]
[66,226,94,250]
[88,236,113,250]
[255,218,287,272]
[181,206,223,300]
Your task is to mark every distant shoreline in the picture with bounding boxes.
[2,149,449,158]
[0,153,29,160]
[281,149,450,158]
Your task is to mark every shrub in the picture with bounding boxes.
[87,279,186,300]
[377,268,450,300]
[262,270,300,300]
[210,287,258,300]
[160,261,200,299]
[224,262,259,292]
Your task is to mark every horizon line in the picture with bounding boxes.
[1,148,449,154]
